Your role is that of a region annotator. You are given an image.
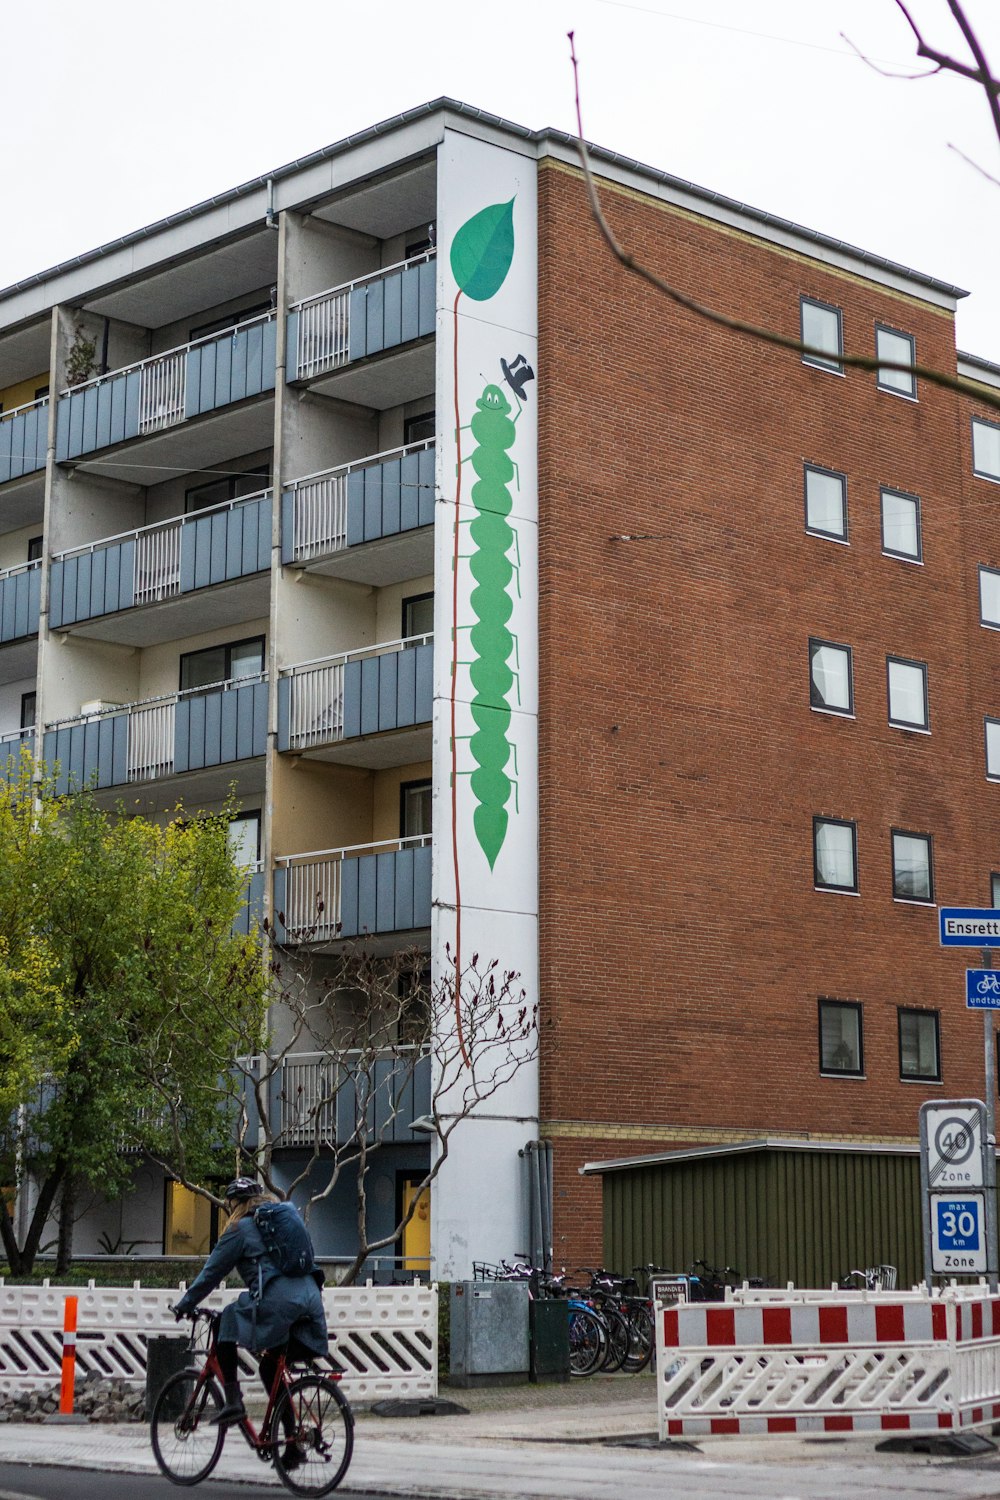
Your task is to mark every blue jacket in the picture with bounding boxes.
[175,1216,328,1356]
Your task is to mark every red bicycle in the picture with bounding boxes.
[150,1309,353,1495]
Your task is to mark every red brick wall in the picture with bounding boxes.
[536,159,1000,1266]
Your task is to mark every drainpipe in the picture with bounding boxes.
[266,178,278,230]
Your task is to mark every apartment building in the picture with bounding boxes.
[1,99,997,1278]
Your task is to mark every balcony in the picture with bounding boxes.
[275,1046,431,1149]
[0,559,41,643]
[49,488,272,644]
[282,440,434,585]
[286,253,435,407]
[233,864,265,937]
[273,836,432,945]
[0,727,32,783]
[277,636,432,768]
[55,312,277,475]
[43,674,268,797]
[0,396,48,485]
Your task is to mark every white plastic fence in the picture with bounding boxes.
[656,1284,1000,1438]
[0,1280,437,1402]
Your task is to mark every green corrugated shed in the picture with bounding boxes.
[584,1139,938,1289]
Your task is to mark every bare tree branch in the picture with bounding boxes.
[948,139,1000,187]
[839,28,941,80]
[892,0,1000,93]
[565,30,1000,415]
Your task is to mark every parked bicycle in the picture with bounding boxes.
[150,1308,353,1495]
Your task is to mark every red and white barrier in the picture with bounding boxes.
[656,1286,1000,1438]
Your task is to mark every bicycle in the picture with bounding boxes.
[150,1309,353,1495]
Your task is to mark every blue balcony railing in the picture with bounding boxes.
[0,559,41,642]
[274,1046,430,1148]
[42,675,268,795]
[277,636,432,753]
[56,312,277,463]
[273,836,432,944]
[281,441,434,566]
[0,727,32,783]
[286,252,435,384]
[50,489,272,628]
[0,397,48,485]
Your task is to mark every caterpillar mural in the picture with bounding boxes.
[449,198,535,1063]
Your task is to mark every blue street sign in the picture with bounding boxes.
[931,1193,987,1272]
[967,971,1000,1009]
[939,908,1000,946]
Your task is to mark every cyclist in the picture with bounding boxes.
[172,1177,328,1448]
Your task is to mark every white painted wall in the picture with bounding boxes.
[0,676,35,738]
[430,130,540,1280]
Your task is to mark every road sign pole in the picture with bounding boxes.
[984,948,999,1293]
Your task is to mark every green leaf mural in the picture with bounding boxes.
[450,199,515,301]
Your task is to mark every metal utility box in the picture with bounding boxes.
[145,1337,191,1417]
[529,1297,569,1382]
[449,1281,529,1387]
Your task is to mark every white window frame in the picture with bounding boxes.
[809,638,854,716]
[801,297,843,375]
[880,488,922,563]
[886,656,929,732]
[891,829,934,904]
[804,464,848,543]
[973,417,1000,484]
[876,323,916,399]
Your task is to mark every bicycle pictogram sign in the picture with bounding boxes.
[966,970,1000,1010]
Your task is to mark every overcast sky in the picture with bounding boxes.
[2,1,998,356]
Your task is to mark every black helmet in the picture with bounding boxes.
[224,1176,261,1202]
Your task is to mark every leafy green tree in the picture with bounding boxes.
[0,757,268,1274]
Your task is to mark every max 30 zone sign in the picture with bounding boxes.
[919,1100,990,1276]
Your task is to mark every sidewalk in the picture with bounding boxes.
[3,1374,1000,1498]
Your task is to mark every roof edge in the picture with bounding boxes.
[0,98,968,311]
[579,1136,927,1175]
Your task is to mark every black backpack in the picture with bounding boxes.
[252,1200,315,1276]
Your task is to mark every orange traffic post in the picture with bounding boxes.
[59,1295,77,1414]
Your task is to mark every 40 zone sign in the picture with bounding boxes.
[919,1099,994,1282]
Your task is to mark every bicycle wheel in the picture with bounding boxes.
[271,1375,354,1496]
[150,1369,226,1486]
[621,1303,654,1373]
[600,1305,630,1373]
[568,1306,605,1377]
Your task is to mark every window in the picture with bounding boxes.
[880,488,921,561]
[179,635,264,694]
[980,567,1000,628]
[400,779,432,839]
[987,717,1000,780]
[227,812,261,869]
[876,324,916,398]
[185,463,270,514]
[19,692,35,731]
[898,1009,940,1082]
[403,410,435,445]
[818,999,863,1076]
[814,817,858,892]
[886,657,929,731]
[189,302,271,341]
[804,464,848,542]
[403,592,434,642]
[991,872,1000,908]
[809,639,853,715]
[34,385,49,402]
[973,417,1000,482]
[800,298,843,373]
[892,829,933,902]
[26,536,42,563]
[164,1181,217,1256]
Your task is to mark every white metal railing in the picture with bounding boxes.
[277,834,431,942]
[286,660,344,750]
[279,1045,426,1147]
[127,699,175,782]
[0,557,41,583]
[288,440,434,562]
[290,251,436,381]
[280,633,432,752]
[134,520,181,603]
[139,349,186,434]
[60,311,277,432]
[0,394,48,424]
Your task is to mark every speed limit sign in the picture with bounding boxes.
[920,1099,993,1283]
[930,1194,987,1273]
[922,1103,985,1187]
